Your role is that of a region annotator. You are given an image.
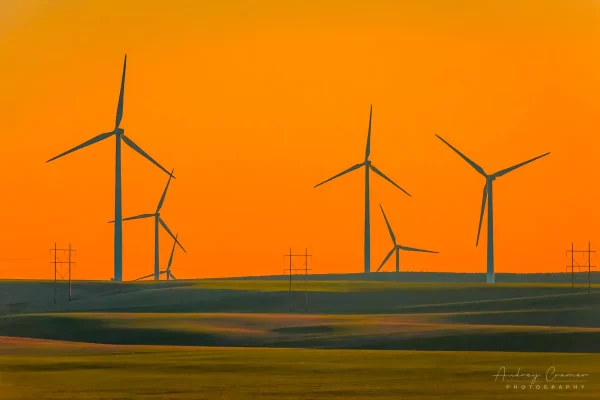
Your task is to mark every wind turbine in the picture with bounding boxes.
[376,204,438,272]
[46,55,173,282]
[435,134,550,283]
[110,169,185,280]
[314,105,411,273]
[134,233,180,281]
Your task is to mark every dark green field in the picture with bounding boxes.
[2,279,598,315]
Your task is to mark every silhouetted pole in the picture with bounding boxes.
[68,243,72,301]
[566,242,595,295]
[284,248,312,313]
[54,242,57,305]
[289,248,292,312]
[305,248,308,312]
[589,241,593,295]
[289,248,292,293]
[49,243,76,304]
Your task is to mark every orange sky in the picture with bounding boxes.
[1,0,600,280]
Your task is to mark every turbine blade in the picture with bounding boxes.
[46,131,114,163]
[435,134,486,177]
[365,105,373,161]
[398,245,438,254]
[376,247,396,272]
[166,233,178,270]
[159,218,186,253]
[134,273,154,281]
[492,152,550,178]
[379,203,396,245]
[115,55,127,130]
[108,213,154,223]
[121,134,173,178]
[169,272,177,280]
[157,169,175,212]
[370,164,411,197]
[476,183,488,247]
[314,163,363,188]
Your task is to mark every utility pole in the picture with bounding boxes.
[284,248,312,312]
[50,243,77,304]
[566,242,596,294]
[53,242,57,304]
[588,241,596,295]
[68,243,72,301]
[288,248,292,293]
[305,248,309,312]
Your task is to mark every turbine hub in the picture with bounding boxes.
[116,128,124,135]
[365,160,371,166]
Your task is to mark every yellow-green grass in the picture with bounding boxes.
[3,278,598,293]
[2,311,600,352]
[1,337,599,399]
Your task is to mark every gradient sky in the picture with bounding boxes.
[1,0,600,280]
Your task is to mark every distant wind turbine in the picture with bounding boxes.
[110,169,185,280]
[46,55,173,282]
[314,105,411,273]
[134,233,180,281]
[376,204,438,272]
[435,134,550,283]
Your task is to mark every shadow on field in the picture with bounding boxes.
[0,315,231,346]
[1,313,600,353]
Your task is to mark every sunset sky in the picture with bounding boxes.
[1,0,600,280]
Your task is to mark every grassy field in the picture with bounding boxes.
[2,308,600,352]
[1,279,599,398]
[1,280,599,352]
[1,337,599,399]
[2,279,598,315]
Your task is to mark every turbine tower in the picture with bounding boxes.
[376,204,438,272]
[314,105,411,273]
[165,233,179,280]
[46,55,173,282]
[110,169,185,280]
[134,233,180,281]
[435,134,549,283]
